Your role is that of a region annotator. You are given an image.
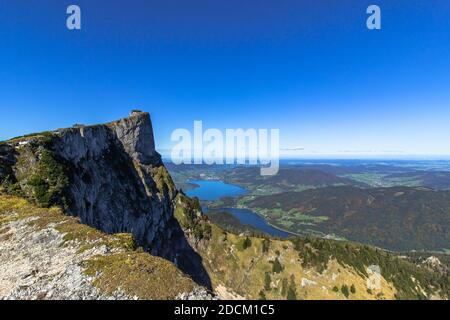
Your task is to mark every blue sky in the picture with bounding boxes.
[0,0,449,157]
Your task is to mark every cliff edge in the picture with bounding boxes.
[0,111,211,288]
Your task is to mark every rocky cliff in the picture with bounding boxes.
[51,112,173,254]
[0,194,205,300]
[0,111,210,288]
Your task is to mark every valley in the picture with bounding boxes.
[167,160,450,252]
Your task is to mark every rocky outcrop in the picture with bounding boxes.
[108,111,158,165]
[50,112,173,254]
[0,218,130,300]
[0,194,200,300]
[0,144,16,183]
[0,111,211,289]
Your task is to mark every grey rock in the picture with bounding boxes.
[1,111,212,292]
[109,111,157,165]
[50,112,175,257]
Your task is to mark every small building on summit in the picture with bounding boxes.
[130,109,144,116]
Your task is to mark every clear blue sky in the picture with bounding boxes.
[0,0,449,157]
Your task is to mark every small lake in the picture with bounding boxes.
[186,180,247,201]
[220,208,293,238]
[186,180,294,238]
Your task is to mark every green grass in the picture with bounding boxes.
[290,237,449,299]
[7,131,54,143]
[83,252,194,299]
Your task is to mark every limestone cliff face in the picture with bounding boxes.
[50,112,174,255]
[0,112,210,287]
[110,111,157,165]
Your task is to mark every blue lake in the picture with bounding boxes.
[186,180,247,201]
[219,207,293,238]
[186,180,294,238]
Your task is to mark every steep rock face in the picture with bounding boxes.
[0,144,16,183]
[50,112,174,255]
[109,111,157,165]
[0,112,211,288]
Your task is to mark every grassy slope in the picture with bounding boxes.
[202,224,398,300]
[0,193,195,299]
[174,193,449,300]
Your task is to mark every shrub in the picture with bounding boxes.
[244,237,252,249]
[264,272,271,291]
[237,237,252,251]
[281,278,289,297]
[272,258,284,274]
[174,194,211,240]
[262,238,270,253]
[287,275,297,300]
[341,285,350,298]
[4,181,24,197]
[28,150,69,208]
[258,290,267,300]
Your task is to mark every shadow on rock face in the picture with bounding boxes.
[158,218,212,290]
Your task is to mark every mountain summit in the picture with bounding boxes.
[0,111,210,288]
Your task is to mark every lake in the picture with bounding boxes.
[219,207,293,238]
[186,180,294,238]
[186,180,247,201]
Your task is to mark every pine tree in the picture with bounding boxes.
[258,290,267,300]
[287,275,297,300]
[341,285,350,298]
[262,238,270,253]
[243,237,252,249]
[281,278,288,297]
[272,258,284,273]
[264,272,272,291]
